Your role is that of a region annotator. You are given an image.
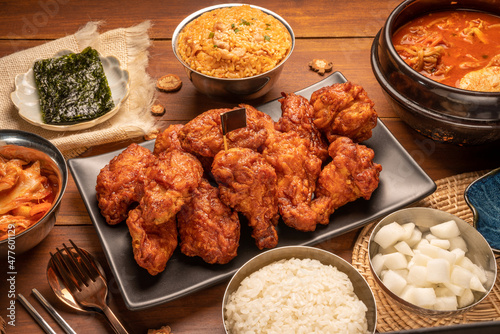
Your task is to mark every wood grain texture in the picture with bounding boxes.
[1,1,499,333]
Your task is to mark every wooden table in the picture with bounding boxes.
[1,1,499,333]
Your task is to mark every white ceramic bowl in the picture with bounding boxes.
[11,50,130,131]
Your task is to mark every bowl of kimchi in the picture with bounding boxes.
[371,0,500,145]
[0,129,68,256]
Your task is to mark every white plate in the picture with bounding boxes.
[11,50,130,131]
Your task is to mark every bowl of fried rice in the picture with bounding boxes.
[172,3,295,100]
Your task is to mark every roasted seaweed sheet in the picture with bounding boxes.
[33,47,115,125]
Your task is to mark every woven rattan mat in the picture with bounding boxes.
[352,170,500,332]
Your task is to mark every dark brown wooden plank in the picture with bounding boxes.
[0,0,401,40]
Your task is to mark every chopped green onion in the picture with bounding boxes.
[208,32,214,39]
[264,35,271,41]
[240,19,251,26]
[234,28,240,33]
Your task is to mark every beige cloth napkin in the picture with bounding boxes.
[0,21,157,159]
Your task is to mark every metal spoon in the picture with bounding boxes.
[46,247,106,313]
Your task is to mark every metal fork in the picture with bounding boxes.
[50,240,129,334]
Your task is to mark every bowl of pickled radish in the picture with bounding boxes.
[368,207,497,317]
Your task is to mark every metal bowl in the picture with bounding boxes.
[371,0,500,145]
[368,207,497,317]
[0,130,68,256]
[222,245,377,333]
[172,3,295,100]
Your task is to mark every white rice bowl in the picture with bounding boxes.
[224,257,369,334]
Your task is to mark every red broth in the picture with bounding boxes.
[392,10,500,88]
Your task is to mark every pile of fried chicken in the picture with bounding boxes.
[95,82,382,275]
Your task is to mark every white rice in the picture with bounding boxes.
[224,257,369,334]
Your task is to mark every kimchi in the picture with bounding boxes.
[0,156,57,240]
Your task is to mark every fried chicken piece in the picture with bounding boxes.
[263,131,322,231]
[140,150,203,225]
[178,104,275,158]
[310,82,378,143]
[126,149,203,275]
[312,137,382,225]
[276,92,329,161]
[95,143,155,225]
[177,178,240,264]
[212,148,279,249]
[153,124,184,155]
[126,206,177,276]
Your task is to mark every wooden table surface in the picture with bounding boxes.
[1,1,499,333]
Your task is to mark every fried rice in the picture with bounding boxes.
[176,5,292,79]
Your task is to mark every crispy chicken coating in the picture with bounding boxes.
[126,149,203,275]
[140,150,203,225]
[212,148,279,249]
[310,82,378,143]
[177,178,240,264]
[178,104,275,158]
[276,92,329,161]
[263,131,322,231]
[126,207,177,276]
[153,124,184,155]
[312,137,382,225]
[95,143,155,225]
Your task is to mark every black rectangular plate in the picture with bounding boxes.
[68,72,436,310]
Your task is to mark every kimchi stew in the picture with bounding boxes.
[392,10,500,92]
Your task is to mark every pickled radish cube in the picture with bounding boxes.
[449,236,468,252]
[471,265,488,285]
[417,243,442,258]
[457,256,476,272]
[383,252,408,270]
[409,252,432,267]
[434,295,458,311]
[412,287,437,308]
[426,258,451,284]
[379,245,398,255]
[430,238,451,250]
[394,269,409,279]
[424,232,437,242]
[430,220,461,239]
[407,265,431,287]
[382,270,407,295]
[406,227,422,247]
[450,248,466,263]
[401,222,415,240]
[415,239,430,249]
[470,275,486,292]
[371,253,385,276]
[418,244,456,264]
[394,240,414,256]
[400,285,417,304]
[451,265,473,289]
[444,282,465,297]
[458,288,475,308]
[374,222,406,249]
[435,286,455,297]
